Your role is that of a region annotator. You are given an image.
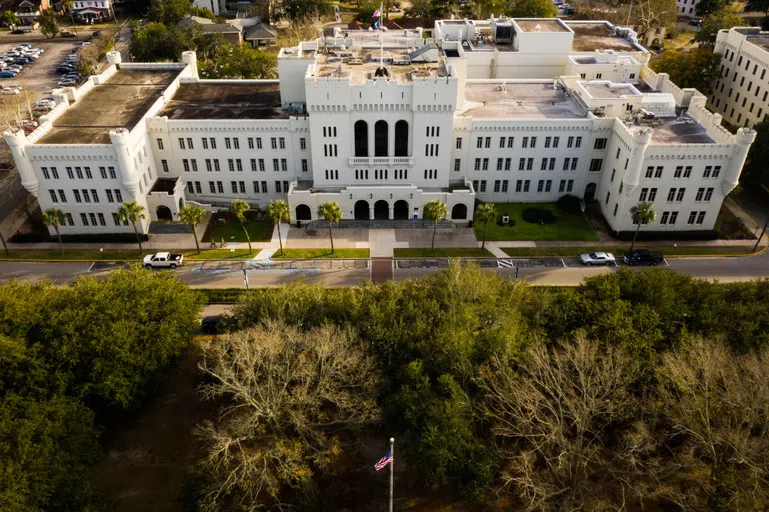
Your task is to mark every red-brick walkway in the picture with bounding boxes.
[370,257,393,283]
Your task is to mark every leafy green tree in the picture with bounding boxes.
[230,199,253,254]
[650,48,721,94]
[267,199,291,256]
[474,203,497,250]
[696,0,729,15]
[117,201,147,253]
[0,395,101,511]
[189,5,219,20]
[149,0,192,25]
[629,201,656,251]
[354,0,381,22]
[282,0,332,20]
[41,208,66,254]
[0,10,19,27]
[695,8,741,47]
[178,204,206,254]
[129,22,189,62]
[197,43,277,79]
[317,201,341,254]
[742,116,769,186]
[508,0,558,17]
[423,199,448,250]
[39,11,59,39]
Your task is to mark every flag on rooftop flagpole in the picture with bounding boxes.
[372,8,381,17]
[371,19,381,29]
[374,449,393,471]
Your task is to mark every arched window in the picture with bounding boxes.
[394,120,408,157]
[354,120,368,157]
[375,120,388,157]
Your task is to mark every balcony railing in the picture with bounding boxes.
[348,156,414,166]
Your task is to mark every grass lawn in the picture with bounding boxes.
[715,205,755,240]
[271,248,370,259]
[184,248,256,260]
[474,203,599,242]
[0,249,143,261]
[394,248,495,258]
[202,211,273,244]
[500,245,759,258]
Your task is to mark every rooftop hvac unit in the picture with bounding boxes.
[492,19,512,43]
[287,102,305,114]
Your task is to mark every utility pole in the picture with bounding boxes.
[389,437,394,512]
[752,214,769,253]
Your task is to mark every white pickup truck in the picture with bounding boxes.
[143,252,184,269]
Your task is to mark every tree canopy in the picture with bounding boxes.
[650,48,721,94]
[742,116,769,186]
[149,0,192,25]
[695,8,742,47]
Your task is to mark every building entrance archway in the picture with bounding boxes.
[295,204,312,221]
[354,200,370,220]
[156,205,172,221]
[584,182,597,201]
[393,200,409,220]
[374,200,389,220]
[451,203,468,220]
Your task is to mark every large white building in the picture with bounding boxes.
[5,18,755,238]
[677,0,701,17]
[710,27,769,128]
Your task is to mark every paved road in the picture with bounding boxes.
[0,252,767,288]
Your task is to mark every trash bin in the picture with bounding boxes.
[297,220,302,228]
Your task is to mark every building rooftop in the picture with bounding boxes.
[37,69,179,144]
[314,50,446,83]
[158,83,291,120]
[646,114,715,144]
[516,19,568,32]
[746,34,769,51]
[582,81,640,99]
[149,177,178,193]
[567,22,635,52]
[459,82,586,119]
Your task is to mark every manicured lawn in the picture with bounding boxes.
[271,248,370,259]
[474,203,599,242]
[500,245,759,258]
[0,249,143,261]
[185,249,255,260]
[202,211,274,243]
[393,248,495,258]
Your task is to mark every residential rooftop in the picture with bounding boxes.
[567,22,635,52]
[158,83,291,120]
[582,81,640,99]
[746,34,769,51]
[516,19,569,33]
[37,69,179,144]
[459,82,586,119]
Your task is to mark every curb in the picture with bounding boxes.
[0,258,139,263]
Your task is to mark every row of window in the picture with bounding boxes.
[353,169,412,180]
[50,212,128,228]
[644,165,721,180]
[48,188,123,204]
[469,135,584,150]
[470,157,580,172]
[472,179,575,194]
[424,143,440,157]
[165,136,306,151]
[40,166,117,180]
[168,157,308,174]
[186,180,292,195]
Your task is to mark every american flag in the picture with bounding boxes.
[374,449,393,471]
[372,8,381,17]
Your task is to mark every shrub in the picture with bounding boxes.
[557,194,583,214]
[522,208,557,224]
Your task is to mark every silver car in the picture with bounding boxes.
[580,252,616,266]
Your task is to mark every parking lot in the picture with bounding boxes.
[0,41,81,103]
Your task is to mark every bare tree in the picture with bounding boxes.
[479,335,640,511]
[196,321,381,511]
[654,338,769,511]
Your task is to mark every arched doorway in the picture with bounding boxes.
[451,203,468,220]
[374,200,389,220]
[393,200,409,220]
[354,120,368,157]
[354,200,370,220]
[394,120,408,156]
[374,120,388,156]
[584,182,597,201]
[156,205,172,221]
[295,204,311,221]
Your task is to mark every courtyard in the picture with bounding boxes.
[473,202,599,242]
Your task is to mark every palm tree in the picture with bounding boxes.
[230,199,252,254]
[318,201,342,254]
[42,208,66,254]
[629,201,656,252]
[423,199,448,250]
[117,201,147,254]
[474,203,497,250]
[267,200,291,256]
[179,205,206,254]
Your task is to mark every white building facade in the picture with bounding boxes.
[5,18,754,238]
[677,0,701,17]
[710,27,769,128]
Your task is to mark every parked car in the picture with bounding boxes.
[35,98,56,109]
[143,252,184,269]
[13,58,29,65]
[623,249,664,266]
[0,71,18,78]
[56,66,75,74]
[92,30,101,38]
[11,29,24,35]
[200,315,220,334]
[60,30,77,37]
[580,252,616,265]
[57,78,77,86]
[1,87,20,95]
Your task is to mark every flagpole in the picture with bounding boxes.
[389,437,394,512]
[380,1,384,68]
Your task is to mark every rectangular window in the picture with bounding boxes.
[214,159,221,172]
[545,136,552,148]
[496,158,503,171]
[538,180,544,192]
[273,159,279,172]
[499,137,506,148]
[676,188,686,202]
[594,138,607,149]
[494,180,500,193]
[187,138,193,150]
[660,211,669,225]
[649,188,657,201]
[281,159,288,172]
[516,180,522,192]
[589,159,603,172]
[523,180,530,192]
[545,179,552,192]
[248,137,254,149]
[504,158,511,171]
[530,137,537,148]
[178,138,185,150]
[97,213,105,226]
[575,137,582,148]
[302,159,308,173]
[519,158,526,171]
[106,189,114,203]
[81,213,88,226]
[225,137,232,149]
[300,138,306,150]
[567,136,574,148]
[259,159,265,172]
[271,137,277,149]
[567,180,574,192]
[228,159,235,172]
[683,166,692,178]
[91,189,99,203]
[236,159,243,172]
[183,159,190,172]
[476,137,483,149]
[553,136,559,148]
[49,189,58,203]
[640,188,648,201]
[559,179,566,192]
[114,190,122,202]
[231,181,238,194]
[84,167,92,179]
[479,180,487,192]
[522,137,528,148]
[502,180,508,193]
[541,158,548,171]
[205,159,212,172]
[280,137,286,149]
[456,138,462,149]
[475,158,481,171]
[654,167,663,179]
[74,189,82,203]
[454,159,461,172]
[42,167,50,179]
[563,158,570,171]
[191,159,198,172]
[712,166,721,178]
[202,138,209,150]
[704,188,713,202]
[482,158,489,171]
[209,182,216,194]
[233,138,240,150]
[217,181,223,194]
[157,138,164,150]
[697,211,706,225]
[256,138,262,149]
[508,137,514,148]
[549,158,555,171]
[571,158,578,171]
[527,158,534,171]
[688,211,697,225]
[695,187,704,202]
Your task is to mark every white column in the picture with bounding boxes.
[4,129,39,197]
[621,127,652,196]
[722,127,756,195]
